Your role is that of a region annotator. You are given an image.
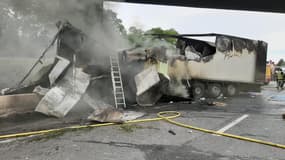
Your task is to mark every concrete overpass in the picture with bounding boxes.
[121,0,285,13]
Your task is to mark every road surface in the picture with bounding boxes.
[0,82,284,160]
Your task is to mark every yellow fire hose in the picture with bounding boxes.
[0,111,284,150]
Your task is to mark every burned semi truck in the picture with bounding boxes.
[120,33,267,103]
[1,22,267,109]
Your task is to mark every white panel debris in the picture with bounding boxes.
[135,66,160,96]
[35,67,90,118]
[33,86,50,96]
[88,107,144,123]
[48,56,70,86]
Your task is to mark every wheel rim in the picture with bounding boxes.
[227,85,236,96]
[195,87,202,95]
[211,86,221,97]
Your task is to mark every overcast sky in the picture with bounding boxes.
[105,1,285,62]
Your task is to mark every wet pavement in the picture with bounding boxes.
[0,82,284,160]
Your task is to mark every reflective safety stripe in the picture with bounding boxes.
[277,72,283,80]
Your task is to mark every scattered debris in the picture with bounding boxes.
[35,67,90,118]
[0,21,266,134]
[88,107,144,123]
[88,108,124,123]
[121,111,145,121]
[119,124,144,133]
[213,102,227,107]
[119,124,159,133]
[33,86,49,96]
[168,129,176,135]
[199,98,227,107]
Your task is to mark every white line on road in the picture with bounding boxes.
[217,114,249,133]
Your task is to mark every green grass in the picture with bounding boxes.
[28,127,94,142]
[119,124,144,133]
[119,124,160,133]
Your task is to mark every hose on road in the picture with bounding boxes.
[0,111,284,150]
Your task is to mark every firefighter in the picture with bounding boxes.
[276,70,284,90]
[283,71,285,88]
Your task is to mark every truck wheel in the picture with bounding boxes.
[225,84,238,97]
[192,82,205,99]
[208,83,222,98]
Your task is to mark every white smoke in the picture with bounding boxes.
[0,0,130,88]
[0,0,129,57]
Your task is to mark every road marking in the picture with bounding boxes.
[217,114,249,133]
[0,135,36,144]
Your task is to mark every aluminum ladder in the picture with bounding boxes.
[110,55,126,108]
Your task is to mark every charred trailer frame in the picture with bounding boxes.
[175,33,267,98]
[120,33,268,103]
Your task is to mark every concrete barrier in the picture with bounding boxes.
[0,93,42,117]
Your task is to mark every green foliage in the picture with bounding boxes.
[127,26,179,46]
[127,26,146,45]
[277,59,285,66]
[119,124,143,133]
[145,27,179,45]
[104,9,127,36]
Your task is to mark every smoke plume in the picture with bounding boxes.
[0,0,130,88]
[0,0,129,58]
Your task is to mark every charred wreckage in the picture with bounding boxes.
[0,21,268,122]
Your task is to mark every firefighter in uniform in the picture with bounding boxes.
[276,71,284,90]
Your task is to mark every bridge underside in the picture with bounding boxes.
[122,0,285,13]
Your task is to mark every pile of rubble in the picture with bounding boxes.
[0,21,145,123]
[0,21,232,123]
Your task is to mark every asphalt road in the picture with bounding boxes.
[0,82,284,160]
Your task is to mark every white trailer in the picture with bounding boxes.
[166,34,267,98]
[120,33,267,104]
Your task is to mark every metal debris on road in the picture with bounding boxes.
[168,129,176,135]
[88,107,144,123]
[35,67,90,118]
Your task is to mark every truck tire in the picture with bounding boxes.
[224,84,238,97]
[208,83,222,98]
[192,82,205,100]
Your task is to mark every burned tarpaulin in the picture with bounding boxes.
[216,35,258,55]
[149,33,216,62]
